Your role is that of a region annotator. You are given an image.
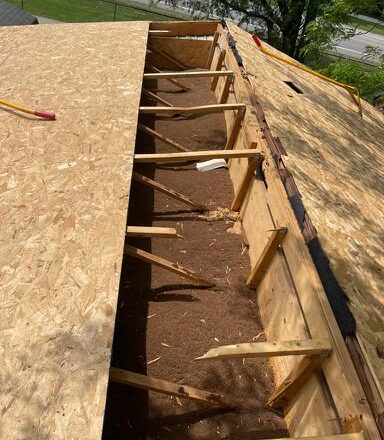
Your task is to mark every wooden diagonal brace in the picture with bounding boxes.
[267,355,322,410]
[211,49,226,91]
[110,368,226,406]
[145,63,190,92]
[142,88,173,107]
[124,245,215,287]
[195,339,332,361]
[132,172,205,211]
[224,106,246,150]
[138,123,190,152]
[246,227,288,288]
[148,45,187,70]
[220,74,233,104]
[231,155,263,211]
[205,30,220,69]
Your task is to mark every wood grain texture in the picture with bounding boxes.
[196,339,332,361]
[110,368,225,406]
[134,149,263,162]
[227,22,384,395]
[0,22,148,440]
[216,25,360,437]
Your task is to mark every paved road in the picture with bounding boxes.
[335,29,384,62]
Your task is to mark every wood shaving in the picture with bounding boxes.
[161,342,171,347]
[253,332,265,341]
[147,356,162,365]
[198,207,238,222]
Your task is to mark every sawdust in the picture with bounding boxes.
[198,207,239,222]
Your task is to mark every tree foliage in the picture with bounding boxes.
[320,60,384,100]
[163,0,379,60]
[304,0,379,57]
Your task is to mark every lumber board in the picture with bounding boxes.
[205,30,220,68]
[126,226,180,238]
[124,245,214,287]
[224,105,246,150]
[227,22,384,401]
[139,103,246,115]
[144,70,233,79]
[268,356,322,410]
[146,63,189,91]
[211,49,227,91]
[132,172,205,210]
[142,88,173,107]
[134,150,263,163]
[247,227,288,288]
[149,20,220,36]
[138,123,189,152]
[259,434,365,440]
[195,339,332,361]
[231,156,262,211]
[220,74,233,103]
[110,368,225,405]
[149,30,171,36]
[216,26,341,436]
[0,22,148,440]
[225,22,381,439]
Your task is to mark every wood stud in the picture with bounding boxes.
[134,150,263,163]
[195,339,332,361]
[145,63,190,91]
[142,88,173,107]
[126,226,181,238]
[110,368,226,406]
[205,30,220,69]
[139,103,246,115]
[144,70,233,80]
[132,172,205,211]
[224,106,246,150]
[267,355,322,410]
[220,74,233,104]
[231,155,263,211]
[211,49,226,91]
[138,123,190,152]
[246,227,288,288]
[124,244,214,287]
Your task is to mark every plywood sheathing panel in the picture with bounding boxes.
[0,22,148,439]
[148,37,211,69]
[226,22,384,395]
[213,28,339,436]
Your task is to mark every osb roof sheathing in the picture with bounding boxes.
[227,22,384,393]
[0,22,148,438]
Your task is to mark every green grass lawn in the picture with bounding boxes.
[6,0,188,22]
[348,16,384,36]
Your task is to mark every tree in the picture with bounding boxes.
[162,0,378,61]
[320,59,384,100]
[304,0,379,58]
